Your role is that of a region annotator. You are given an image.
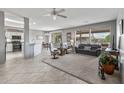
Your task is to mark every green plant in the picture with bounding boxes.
[104,34,111,43]
[99,52,117,65]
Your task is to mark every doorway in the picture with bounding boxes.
[5,12,24,61]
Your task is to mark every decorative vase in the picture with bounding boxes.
[103,64,115,75]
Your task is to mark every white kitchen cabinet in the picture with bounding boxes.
[21,43,24,53]
[6,43,12,52]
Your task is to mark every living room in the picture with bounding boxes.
[42,19,120,84]
[39,9,124,84]
[0,8,124,84]
[1,0,124,92]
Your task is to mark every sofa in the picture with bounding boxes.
[75,44,102,56]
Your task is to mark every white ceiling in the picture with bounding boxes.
[0,8,122,31]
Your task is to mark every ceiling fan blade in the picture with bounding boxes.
[57,9,65,14]
[57,14,67,18]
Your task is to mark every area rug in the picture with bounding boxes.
[42,54,120,84]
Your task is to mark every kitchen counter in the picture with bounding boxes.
[6,41,42,57]
[34,43,42,56]
[6,43,12,52]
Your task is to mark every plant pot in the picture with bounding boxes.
[103,64,115,75]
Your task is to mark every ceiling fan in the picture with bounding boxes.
[44,8,67,20]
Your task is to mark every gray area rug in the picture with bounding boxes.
[42,53,120,84]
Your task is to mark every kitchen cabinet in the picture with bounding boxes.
[6,43,12,52]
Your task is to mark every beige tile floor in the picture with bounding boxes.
[3,49,120,84]
[0,51,87,84]
[6,52,23,61]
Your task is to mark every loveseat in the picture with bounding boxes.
[75,44,102,56]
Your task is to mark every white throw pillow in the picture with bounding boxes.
[84,46,91,50]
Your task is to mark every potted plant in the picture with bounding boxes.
[99,52,117,75]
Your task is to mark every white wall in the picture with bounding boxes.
[116,9,124,84]
[116,9,124,49]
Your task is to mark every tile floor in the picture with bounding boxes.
[0,51,87,84]
[6,52,23,61]
[1,49,120,84]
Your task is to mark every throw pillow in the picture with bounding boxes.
[84,46,91,51]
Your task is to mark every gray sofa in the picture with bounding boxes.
[75,44,102,56]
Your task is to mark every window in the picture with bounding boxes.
[52,32,62,43]
[76,29,111,46]
[81,33,89,44]
[76,31,90,46]
[91,31,110,44]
